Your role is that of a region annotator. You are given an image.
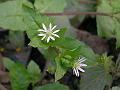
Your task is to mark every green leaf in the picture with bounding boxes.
[114,20,120,48]
[53,37,83,50]
[22,5,53,31]
[111,86,120,90]
[27,60,41,84]
[112,0,120,48]
[0,0,32,31]
[80,45,97,66]
[3,57,15,70]
[33,83,69,90]
[97,53,114,72]
[96,0,115,38]
[61,47,81,60]
[80,66,112,90]
[55,57,67,81]
[28,37,48,49]
[111,0,120,12]
[96,0,120,48]
[10,64,30,90]
[34,0,67,13]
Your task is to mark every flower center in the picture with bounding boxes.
[73,62,79,68]
[46,31,52,36]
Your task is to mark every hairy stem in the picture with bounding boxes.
[43,12,111,16]
[79,0,97,4]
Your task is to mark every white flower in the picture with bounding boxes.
[38,23,60,43]
[73,57,87,77]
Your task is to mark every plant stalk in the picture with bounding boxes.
[43,12,111,16]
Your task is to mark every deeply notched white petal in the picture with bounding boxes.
[38,23,60,43]
[78,57,86,63]
[49,23,52,30]
[42,23,47,30]
[49,36,55,40]
[38,29,47,32]
[52,33,60,38]
[73,57,87,77]
[51,25,57,31]
[73,68,79,77]
[47,36,50,43]
[41,35,46,40]
[38,34,45,36]
[53,30,60,34]
[78,67,85,72]
[80,63,87,67]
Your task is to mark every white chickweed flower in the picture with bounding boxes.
[38,23,60,43]
[73,57,87,77]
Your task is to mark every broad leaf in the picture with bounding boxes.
[52,37,83,50]
[96,0,120,48]
[28,37,48,49]
[80,66,112,90]
[10,64,30,90]
[114,20,120,48]
[34,0,67,13]
[111,0,120,12]
[55,57,67,81]
[96,0,114,38]
[0,0,32,31]
[3,57,15,70]
[80,46,97,66]
[27,61,41,84]
[33,83,69,90]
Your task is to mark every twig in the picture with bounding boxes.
[43,12,111,16]
[79,0,97,4]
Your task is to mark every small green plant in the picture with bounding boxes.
[1,0,120,90]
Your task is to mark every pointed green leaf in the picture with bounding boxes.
[10,64,30,90]
[27,60,41,84]
[55,57,67,81]
[80,66,112,90]
[3,57,15,70]
[0,0,32,31]
[96,0,120,48]
[96,0,114,38]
